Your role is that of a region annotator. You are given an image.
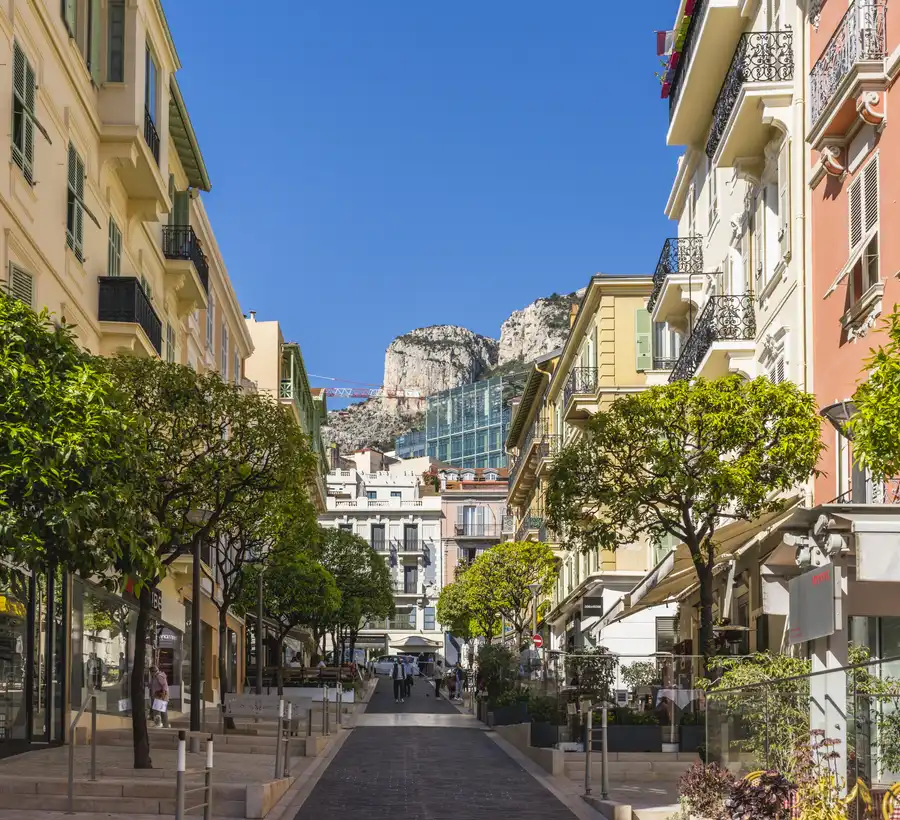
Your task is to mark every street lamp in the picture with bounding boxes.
[820,399,857,439]
[527,583,542,639]
[186,508,212,739]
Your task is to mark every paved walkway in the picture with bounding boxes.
[291,678,581,820]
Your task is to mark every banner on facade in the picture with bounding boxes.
[788,562,838,645]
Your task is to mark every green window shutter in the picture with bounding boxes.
[174,191,190,226]
[635,308,652,371]
[89,0,102,85]
[7,263,34,308]
[63,0,77,37]
[107,0,125,82]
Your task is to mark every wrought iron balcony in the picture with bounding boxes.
[669,295,756,382]
[454,523,502,538]
[143,107,160,165]
[649,237,704,311]
[563,367,599,409]
[508,421,545,490]
[668,0,709,120]
[515,515,544,542]
[541,434,562,461]
[810,2,887,125]
[162,225,210,293]
[97,276,162,354]
[706,31,794,159]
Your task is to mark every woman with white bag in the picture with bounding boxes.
[149,664,170,727]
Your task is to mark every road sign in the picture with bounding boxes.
[532,634,543,649]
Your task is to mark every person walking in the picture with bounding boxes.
[149,664,169,728]
[391,658,405,703]
[404,657,414,698]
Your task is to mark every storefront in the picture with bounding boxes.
[0,568,65,758]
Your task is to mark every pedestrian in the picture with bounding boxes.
[447,671,456,701]
[404,657,414,698]
[149,664,169,728]
[391,658,405,703]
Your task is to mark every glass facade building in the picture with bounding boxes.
[395,430,427,459]
[425,375,523,468]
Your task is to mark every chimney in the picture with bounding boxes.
[248,310,257,321]
[569,303,580,328]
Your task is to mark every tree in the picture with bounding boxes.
[849,310,900,479]
[209,486,316,717]
[621,661,659,690]
[437,579,478,665]
[106,357,315,768]
[240,548,340,693]
[317,527,392,663]
[546,375,822,659]
[0,293,150,580]
[465,541,556,646]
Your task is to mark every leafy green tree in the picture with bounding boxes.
[621,661,659,690]
[465,541,556,646]
[210,486,316,714]
[240,549,340,693]
[849,311,900,480]
[0,293,150,580]
[546,375,822,659]
[317,527,392,663]
[106,357,315,768]
[437,578,478,666]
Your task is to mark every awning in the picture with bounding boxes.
[390,635,442,650]
[611,500,801,625]
[169,78,211,192]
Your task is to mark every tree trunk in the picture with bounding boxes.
[276,634,284,696]
[349,629,357,659]
[131,585,152,769]
[340,631,347,667]
[329,630,338,665]
[217,606,235,730]
[698,562,716,665]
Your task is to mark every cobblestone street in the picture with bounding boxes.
[291,678,579,819]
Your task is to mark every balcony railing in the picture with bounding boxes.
[162,226,210,293]
[144,107,160,165]
[649,237,704,311]
[541,434,562,461]
[830,479,900,505]
[810,2,887,125]
[509,421,544,488]
[392,581,419,594]
[706,31,794,159]
[668,0,709,119]
[454,523,503,538]
[669,295,756,382]
[396,540,422,553]
[515,515,544,542]
[563,367,599,409]
[97,276,162,355]
[370,540,388,553]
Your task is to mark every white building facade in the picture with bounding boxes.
[319,451,444,658]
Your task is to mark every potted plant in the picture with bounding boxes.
[488,688,530,726]
[599,707,663,753]
[528,694,560,748]
[679,709,706,754]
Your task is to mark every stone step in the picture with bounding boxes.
[0,790,245,817]
[0,775,246,802]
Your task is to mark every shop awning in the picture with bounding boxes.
[391,635,442,651]
[611,500,801,625]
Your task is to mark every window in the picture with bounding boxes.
[12,43,38,184]
[86,0,101,84]
[62,0,76,37]
[233,350,240,385]
[687,182,697,235]
[108,218,122,277]
[370,524,385,550]
[66,144,86,261]
[403,525,418,549]
[707,157,718,230]
[656,616,677,653]
[366,491,377,500]
[165,322,176,364]
[140,274,153,302]
[390,491,401,498]
[206,293,214,351]
[5,263,34,308]
[652,321,681,369]
[220,323,228,379]
[753,193,765,288]
[778,141,791,260]
[145,45,158,122]
[107,0,125,82]
[768,356,786,384]
[424,607,436,631]
[338,524,353,533]
[847,156,880,308]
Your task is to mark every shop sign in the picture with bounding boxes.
[123,578,162,613]
[788,562,838,645]
[581,595,604,619]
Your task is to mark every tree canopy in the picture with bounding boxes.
[546,375,822,657]
[0,293,148,580]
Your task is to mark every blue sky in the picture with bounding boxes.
[165,1,679,393]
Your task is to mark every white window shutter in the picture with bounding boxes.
[778,142,791,259]
[769,356,785,384]
[754,195,765,285]
[849,176,863,250]
[863,155,878,234]
[7,263,34,308]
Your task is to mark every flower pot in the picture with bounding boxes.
[679,723,706,754]
[530,721,559,748]
[596,724,663,753]
[490,701,529,726]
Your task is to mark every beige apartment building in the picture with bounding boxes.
[0,1,254,752]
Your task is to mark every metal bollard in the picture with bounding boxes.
[282,703,292,778]
[323,685,329,736]
[600,706,610,800]
[307,707,313,738]
[274,699,284,779]
[175,731,186,820]
[334,683,340,728]
[584,708,593,796]
[90,695,97,782]
[204,734,214,820]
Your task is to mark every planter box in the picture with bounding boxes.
[679,724,705,755]
[530,721,559,748]
[593,724,663,753]
[489,702,529,726]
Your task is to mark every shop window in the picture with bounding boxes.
[656,616,677,654]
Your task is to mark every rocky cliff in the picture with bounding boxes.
[323,290,581,453]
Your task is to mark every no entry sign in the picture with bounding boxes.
[532,634,543,649]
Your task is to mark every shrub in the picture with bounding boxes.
[528,694,558,724]
[677,762,735,820]
[477,644,517,700]
[724,771,794,820]
[622,661,659,689]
